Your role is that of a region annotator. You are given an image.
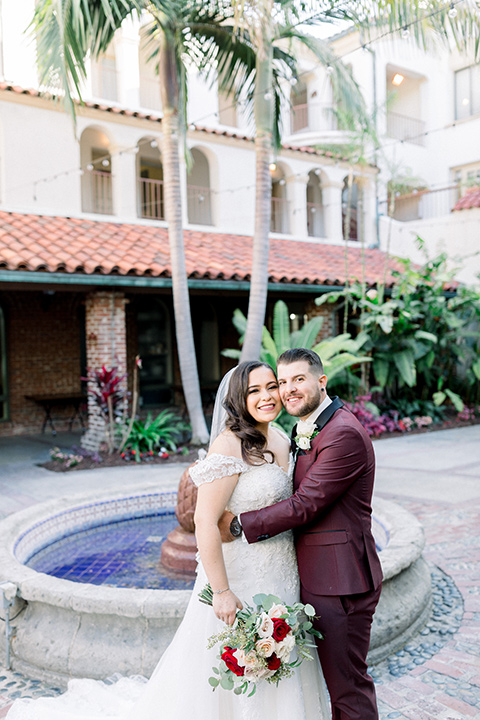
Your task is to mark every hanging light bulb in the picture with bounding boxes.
[279,178,286,186]
[150,139,158,148]
[290,77,298,86]
[86,163,94,171]
[448,2,458,18]
[269,162,277,172]
[401,26,410,39]
[101,158,110,167]
[326,65,333,75]
[264,91,272,101]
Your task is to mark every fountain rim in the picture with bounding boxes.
[0,483,425,617]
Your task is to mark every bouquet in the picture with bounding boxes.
[198,584,322,696]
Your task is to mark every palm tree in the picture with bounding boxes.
[224,0,371,361]
[30,0,257,444]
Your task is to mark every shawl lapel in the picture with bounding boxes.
[292,396,344,472]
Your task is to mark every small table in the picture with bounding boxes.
[25,393,87,435]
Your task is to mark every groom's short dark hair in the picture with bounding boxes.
[277,348,324,375]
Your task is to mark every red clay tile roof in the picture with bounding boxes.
[0,210,404,287]
[453,186,480,211]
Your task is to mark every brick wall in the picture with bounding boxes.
[81,291,128,451]
[304,297,339,342]
[0,290,84,436]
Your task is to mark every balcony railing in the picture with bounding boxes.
[83,170,113,215]
[271,197,290,233]
[187,185,213,225]
[290,103,337,134]
[380,184,461,221]
[138,177,165,220]
[307,202,324,237]
[386,111,426,147]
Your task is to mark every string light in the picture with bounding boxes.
[7,1,467,200]
[401,26,410,39]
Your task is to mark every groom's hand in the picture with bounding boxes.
[218,510,235,543]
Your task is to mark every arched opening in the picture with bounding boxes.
[188,148,212,225]
[342,175,359,241]
[136,298,173,407]
[307,170,325,237]
[137,138,164,220]
[290,80,308,134]
[0,303,8,422]
[80,128,113,215]
[270,164,289,233]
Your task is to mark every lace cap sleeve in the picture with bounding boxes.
[189,453,248,487]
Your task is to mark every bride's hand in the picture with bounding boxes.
[213,590,243,626]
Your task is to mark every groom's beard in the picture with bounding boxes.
[283,389,322,418]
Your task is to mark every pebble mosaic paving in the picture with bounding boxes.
[1,481,480,718]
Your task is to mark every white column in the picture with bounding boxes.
[359,175,378,247]
[322,180,344,242]
[287,173,309,238]
[111,148,138,220]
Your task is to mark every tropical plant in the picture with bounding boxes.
[119,409,190,462]
[82,365,127,453]
[316,248,480,407]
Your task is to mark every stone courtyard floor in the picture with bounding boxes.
[0,426,479,718]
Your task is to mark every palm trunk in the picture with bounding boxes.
[159,34,209,444]
[240,45,273,362]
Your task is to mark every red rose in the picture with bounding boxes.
[272,618,291,642]
[267,652,281,671]
[221,647,245,677]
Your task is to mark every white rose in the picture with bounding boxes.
[257,612,274,638]
[255,637,276,657]
[268,603,288,619]
[232,648,246,666]
[243,651,260,670]
[297,436,311,450]
[276,632,296,660]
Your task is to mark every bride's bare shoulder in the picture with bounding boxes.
[208,429,242,459]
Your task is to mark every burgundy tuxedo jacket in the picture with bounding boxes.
[241,406,383,596]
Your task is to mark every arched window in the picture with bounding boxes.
[0,304,8,422]
[138,33,162,112]
[80,128,113,215]
[136,298,173,406]
[187,148,213,225]
[290,80,308,133]
[137,138,164,219]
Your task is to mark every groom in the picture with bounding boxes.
[222,348,383,720]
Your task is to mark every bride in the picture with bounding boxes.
[7,361,329,720]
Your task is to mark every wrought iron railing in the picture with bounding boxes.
[271,197,290,233]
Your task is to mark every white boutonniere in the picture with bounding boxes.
[294,427,318,452]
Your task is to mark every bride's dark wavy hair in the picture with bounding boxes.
[223,361,276,465]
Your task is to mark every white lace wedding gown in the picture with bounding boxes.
[7,455,329,720]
